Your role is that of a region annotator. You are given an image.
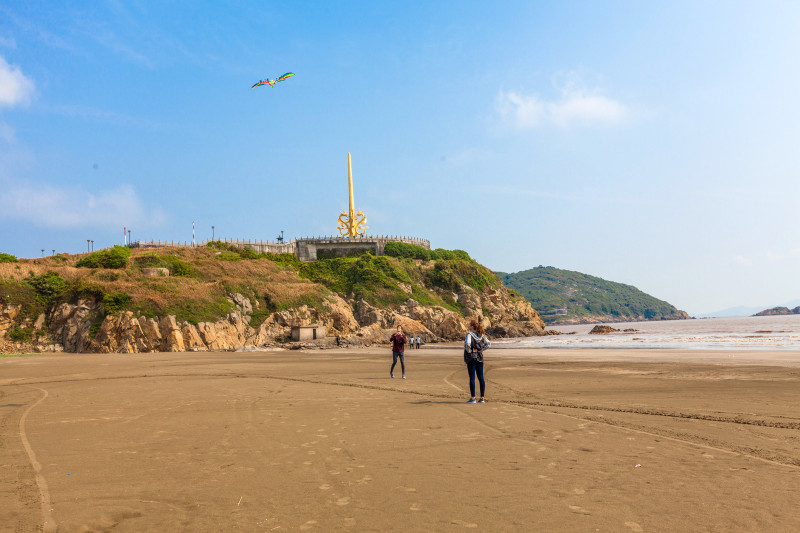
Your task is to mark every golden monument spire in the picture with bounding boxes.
[337,153,368,237]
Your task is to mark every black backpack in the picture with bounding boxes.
[466,332,487,363]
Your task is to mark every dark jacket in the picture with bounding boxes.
[390,333,407,353]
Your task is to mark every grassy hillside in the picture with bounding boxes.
[0,242,506,332]
[496,266,686,325]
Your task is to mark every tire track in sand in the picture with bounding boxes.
[19,385,56,533]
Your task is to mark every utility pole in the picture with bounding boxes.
[128,230,132,248]
[87,239,90,252]
[91,240,94,251]
[212,225,215,240]
[41,249,44,257]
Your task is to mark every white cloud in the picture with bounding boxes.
[495,74,632,129]
[0,182,166,229]
[0,55,34,108]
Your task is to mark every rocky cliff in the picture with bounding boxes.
[0,246,546,354]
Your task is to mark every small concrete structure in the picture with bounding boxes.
[133,235,430,262]
[296,236,430,262]
[291,324,326,341]
[141,267,170,277]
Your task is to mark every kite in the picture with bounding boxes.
[251,72,295,89]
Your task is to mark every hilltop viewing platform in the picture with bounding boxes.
[133,235,430,262]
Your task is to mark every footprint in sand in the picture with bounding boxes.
[319,484,331,490]
[625,521,644,532]
[397,486,417,492]
[299,520,318,530]
[329,470,341,475]
[537,475,551,481]
[356,475,372,484]
[702,453,715,459]
[569,505,590,515]
[336,497,350,506]
[410,503,422,511]
[344,517,356,527]
[451,519,478,528]
[573,488,585,495]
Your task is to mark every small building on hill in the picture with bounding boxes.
[291,324,326,341]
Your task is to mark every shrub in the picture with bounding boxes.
[383,243,472,262]
[265,253,301,269]
[163,255,195,277]
[384,242,431,260]
[76,246,131,269]
[0,252,18,263]
[216,251,242,261]
[103,292,132,314]
[26,272,66,302]
[8,326,33,342]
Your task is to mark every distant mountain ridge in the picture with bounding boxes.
[496,266,689,325]
[697,299,800,318]
[754,306,800,317]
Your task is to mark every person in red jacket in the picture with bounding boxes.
[389,325,407,379]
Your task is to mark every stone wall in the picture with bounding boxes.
[134,235,430,262]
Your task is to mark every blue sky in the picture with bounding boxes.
[1,1,798,315]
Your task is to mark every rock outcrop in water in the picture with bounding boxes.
[754,306,800,317]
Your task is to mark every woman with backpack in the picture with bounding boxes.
[464,319,490,404]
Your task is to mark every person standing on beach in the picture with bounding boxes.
[389,325,407,379]
[464,320,490,403]
[416,335,421,349]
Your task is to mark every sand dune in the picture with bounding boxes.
[2,347,800,531]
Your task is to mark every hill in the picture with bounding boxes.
[754,306,800,317]
[0,243,545,354]
[496,266,689,325]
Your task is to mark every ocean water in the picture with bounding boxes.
[496,315,800,351]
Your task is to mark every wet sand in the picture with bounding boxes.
[2,347,800,531]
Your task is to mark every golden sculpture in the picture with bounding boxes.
[337,153,368,237]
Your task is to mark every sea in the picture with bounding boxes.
[496,315,800,351]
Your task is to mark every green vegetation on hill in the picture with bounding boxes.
[497,266,686,325]
[268,243,499,311]
[0,243,503,330]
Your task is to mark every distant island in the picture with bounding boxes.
[496,266,689,325]
[754,306,800,316]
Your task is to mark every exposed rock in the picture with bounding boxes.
[49,300,98,352]
[181,322,207,351]
[142,267,169,277]
[159,316,185,352]
[409,305,468,340]
[140,317,162,349]
[321,295,359,334]
[0,304,23,336]
[92,312,146,353]
[589,325,619,334]
[354,298,388,328]
[228,293,253,316]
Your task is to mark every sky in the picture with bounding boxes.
[1,1,798,316]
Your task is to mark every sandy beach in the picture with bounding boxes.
[2,346,800,532]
